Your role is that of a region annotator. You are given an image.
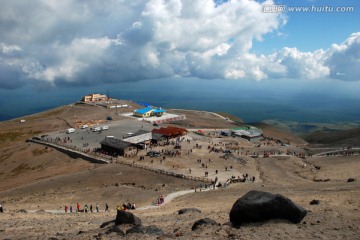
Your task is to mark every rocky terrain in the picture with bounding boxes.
[0,102,359,239]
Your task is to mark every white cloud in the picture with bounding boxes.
[326,32,360,81]
[269,47,330,79]
[0,43,22,55]
[0,0,359,90]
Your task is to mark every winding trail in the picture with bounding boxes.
[137,189,195,210]
[25,187,217,214]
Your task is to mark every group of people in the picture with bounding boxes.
[116,202,136,211]
[155,195,165,205]
[64,203,109,213]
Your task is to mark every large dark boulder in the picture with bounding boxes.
[178,208,202,215]
[191,218,219,231]
[126,225,164,235]
[115,210,142,226]
[229,190,307,226]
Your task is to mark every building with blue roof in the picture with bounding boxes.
[133,107,166,118]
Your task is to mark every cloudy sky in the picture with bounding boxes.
[0,0,359,91]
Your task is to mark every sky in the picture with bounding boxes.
[0,0,359,121]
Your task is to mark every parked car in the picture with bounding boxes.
[93,127,101,132]
[66,128,75,134]
[101,126,109,130]
[81,124,88,129]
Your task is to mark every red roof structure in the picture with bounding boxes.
[151,126,187,138]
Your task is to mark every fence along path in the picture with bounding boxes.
[28,138,213,184]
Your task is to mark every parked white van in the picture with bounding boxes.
[101,126,109,130]
[93,127,101,132]
[66,128,75,134]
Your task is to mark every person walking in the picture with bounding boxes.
[70,205,73,213]
[105,203,109,212]
[76,203,80,212]
[90,204,93,213]
[0,204,3,213]
[96,203,99,212]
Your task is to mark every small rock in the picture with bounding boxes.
[178,208,201,215]
[18,209,27,213]
[347,178,356,182]
[192,218,219,231]
[105,226,125,236]
[100,220,114,228]
[115,182,119,187]
[126,225,164,235]
[78,230,86,234]
[310,199,320,205]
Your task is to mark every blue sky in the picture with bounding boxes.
[253,0,360,53]
[0,0,359,121]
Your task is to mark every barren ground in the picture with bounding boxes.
[0,102,359,239]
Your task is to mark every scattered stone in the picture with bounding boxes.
[191,218,219,231]
[314,178,330,182]
[178,208,202,215]
[100,220,115,228]
[229,190,307,226]
[105,225,125,236]
[310,199,320,205]
[18,209,27,213]
[94,232,103,240]
[347,178,356,182]
[126,225,164,235]
[78,230,86,234]
[115,182,119,187]
[115,210,142,226]
[314,166,321,170]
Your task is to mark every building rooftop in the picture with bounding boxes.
[134,107,153,114]
[152,109,166,113]
[124,130,152,144]
[100,138,135,150]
